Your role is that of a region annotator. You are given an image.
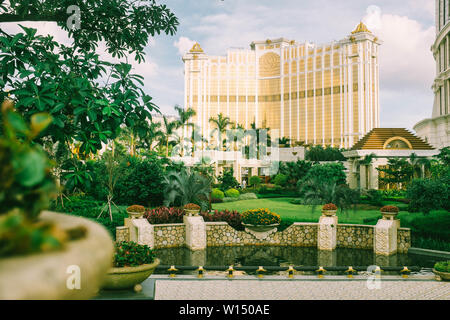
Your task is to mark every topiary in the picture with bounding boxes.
[224,188,240,198]
[211,188,225,200]
[249,175,262,187]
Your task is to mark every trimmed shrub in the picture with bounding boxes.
[211,188,225,201]
[222,197,239,203]
[273,174,288,186]
[224,188,240,198]
[249,175,262,187]
[238,193,258,201]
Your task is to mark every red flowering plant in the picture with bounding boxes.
[322,203,338,211]
[126,205,145,213]
[201,210,243,230]
[114,241,155,267]
[144,207,184,224]
[380,205,399,213]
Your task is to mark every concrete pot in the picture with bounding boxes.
[184,209,200,216]
[322,209,337,217]
[433,269,450,281]
[127,211,144,219]
[102,258,160,290]
[242,223,280,233]
[0,211,114,300]
[381,211,398,220]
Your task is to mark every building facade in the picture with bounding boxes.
[414,0,450,149]
[183,22,381,149]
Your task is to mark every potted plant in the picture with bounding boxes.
[127,205,146,219]
[102,241,160,291]
[184,203,201,216]
[322,203,338,217]
[0,103,114,299]
[433,261,450,281]
[241,208,281,233]
[380,205,399,220]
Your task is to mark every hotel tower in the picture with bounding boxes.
[183,22,381,149]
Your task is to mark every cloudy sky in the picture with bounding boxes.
[1,0,437,131]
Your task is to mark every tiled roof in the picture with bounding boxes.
[351,128,434,150]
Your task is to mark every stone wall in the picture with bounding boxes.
[206,222,317,247]
[153,224,185,249]
[336,224,374,249]
[397,228,411,254]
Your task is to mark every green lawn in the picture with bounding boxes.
[212,198,384,225]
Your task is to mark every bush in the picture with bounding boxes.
[273,174,288,187]
[224,188,240,198]
[241,208,281,225]
[211,188,225,201]
[249,175,262,187]
[298,162,347,189]
[238,193,258,200]
[114,155,166,207]
[434,261,450,273]
[114,241,155,267]
[201,210,243,230]
[305,145,346,161]
[406,179,448,214]
[381,189,406,199]
[218,168,239,190]
[144,207,184,224]
[222,197,239,203]
[364,189,384,207]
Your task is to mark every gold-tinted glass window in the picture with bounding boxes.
[259,52,281,77]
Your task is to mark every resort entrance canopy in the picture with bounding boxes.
[342,128,438,190]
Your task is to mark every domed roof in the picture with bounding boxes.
[351,22,372,34]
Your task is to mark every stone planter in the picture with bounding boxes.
[184,209,200,216]
[381,211,398,220]
[433,269,450,281]
[322,209,337,217]
[242,223,279,240]
[102,258,160,290]
[0,211,114,300]
[127,211,144,219]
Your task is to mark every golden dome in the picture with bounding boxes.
[351,22,371,34]
[189,42,204,53]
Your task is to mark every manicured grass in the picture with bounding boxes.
[212,198,383,225]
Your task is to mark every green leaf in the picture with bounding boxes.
[14,150,47,187]
[31,113,53,134]
[6,112,29,135]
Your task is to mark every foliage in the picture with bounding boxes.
[211,188,225,201]
[322,203,337,211]
[200,210,243,230]
[434,261,450,273]
[224,188,240,198]
[114,241,155,268]
[380,205,399,213]
[298,162,347,189]
[127,205,145,213]
[162,169,211,211]
[377,158,413,189]
[363,189,384,206]
[218,168,239,191]
[241,208,281,225]
[381,189,406,199]
[238,193,258,201]
[277,160,312,185]
[249,175,262,187]
[406,179,449,214]
[222,197,240,203]
[144,207,184,224]
[305,145,346,161]
[273,174,288,187]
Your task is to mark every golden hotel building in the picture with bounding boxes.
[183,22,381,148]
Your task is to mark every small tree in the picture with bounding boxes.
[377,158,413,190]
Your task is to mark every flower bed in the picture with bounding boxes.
[322,203,337,211]
[114,241,155,267]
[201,210,243,230]
[144,207,184,224]
[241,208,281,226]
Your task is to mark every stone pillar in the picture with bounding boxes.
[374,218,398,256]
[115,226,130,243]
[317,250,337,267]
[184,215,207,251]
[125,218,155,248]
[360,165,367,190]
[317,215,338,251]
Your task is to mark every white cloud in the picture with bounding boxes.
[173,36,196,55]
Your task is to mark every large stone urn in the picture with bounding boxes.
[102,258,160,290]
[0,211,114,300]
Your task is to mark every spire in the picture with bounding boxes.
[189,42,204,53]
[351,21,371,34]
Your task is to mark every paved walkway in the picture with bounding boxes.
[153,276,450,300]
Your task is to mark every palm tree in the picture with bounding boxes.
[137,122,164,152]
[227,123,245,151]
[358,153,376,190]
[174,105,196,157]
[162,169,212,211]
[161,115,178,157]
[209,113,234,150]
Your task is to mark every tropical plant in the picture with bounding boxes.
[278,136,291,146]
[162,169,211,210]
[406,178,448,214]
[278,160,312,185]
[218,168,239,191]
[297,162,347,189]
[377,158,413,190]
[273,173,288,187]
[174,105,196,156]
[209,113,234,150]
[305,145,346,161]
[249,175,262,187]
[114,241,155,268]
